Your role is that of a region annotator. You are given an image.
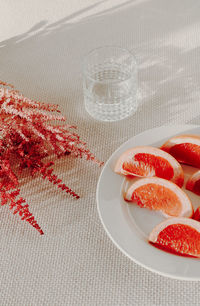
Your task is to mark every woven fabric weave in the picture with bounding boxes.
[1,1,200,305]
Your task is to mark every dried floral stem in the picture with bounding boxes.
[0,188,43,234]
[39,162,80,199]
[0,80,102,234]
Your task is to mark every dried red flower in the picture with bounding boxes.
[0,80,103,234]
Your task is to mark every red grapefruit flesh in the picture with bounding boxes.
[193,207,200,222]
[161,134,200,168]
[115,146,184,187]
[125,177,193,218]
[149,217,200,257]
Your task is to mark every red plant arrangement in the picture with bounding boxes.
[0,81,102,234]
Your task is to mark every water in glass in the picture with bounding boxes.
[83,47,137,122]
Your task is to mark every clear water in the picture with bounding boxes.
[84,69,137,121]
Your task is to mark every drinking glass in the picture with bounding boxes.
[82,46,138,122]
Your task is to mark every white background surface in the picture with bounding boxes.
[1,0,200,305]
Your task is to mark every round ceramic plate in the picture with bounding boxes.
[97,125,200,280]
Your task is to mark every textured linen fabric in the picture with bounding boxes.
[1,0,200,305]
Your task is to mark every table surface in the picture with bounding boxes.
[1,1,200,305]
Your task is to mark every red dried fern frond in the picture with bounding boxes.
[0,80,102,234]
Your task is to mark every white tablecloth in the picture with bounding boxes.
[1,1,200,305]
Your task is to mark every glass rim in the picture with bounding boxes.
[82,45,137,84]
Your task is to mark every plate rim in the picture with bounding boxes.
[96,124,200,281]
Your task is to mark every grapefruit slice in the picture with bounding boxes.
[149,217,200,258]
[161,134,200,168]
[125,177,193,218]
[186,170,200,195]
[115,146,184,187]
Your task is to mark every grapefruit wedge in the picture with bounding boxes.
[125,177,193,218]
[161,134,200,168]
[115,146,184,187]
[186,170,200,195]
[149,217,200,258]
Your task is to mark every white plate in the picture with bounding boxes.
[97,125,200,280]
